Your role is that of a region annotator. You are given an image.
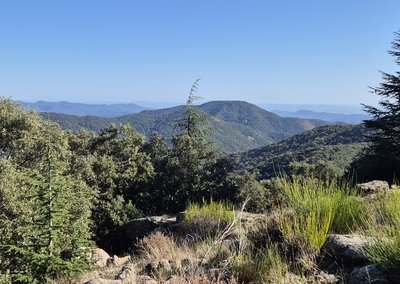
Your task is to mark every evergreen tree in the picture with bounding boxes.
[0,122,92,282]
[157,80,237,212]
[165,80,217,210]
[354,32,400,181]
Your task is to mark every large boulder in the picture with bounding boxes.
[357,180,390,195]
[125,216,176,241]
[349,264,390,284]
[88,248,111,268]
[323,234,370,269]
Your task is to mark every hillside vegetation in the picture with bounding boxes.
[43,101,330,153]
[231,124,368,179]
[271,109,369,124]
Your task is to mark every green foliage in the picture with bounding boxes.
[290,160,343,181]
[277,177,365,251]
[181,199,235,239]
[233,244,287,283]
[185,199,234,223]
[67,123,153,251]
[355,32,400,182]
[144,82,237,213]
[0,99,93,282]
[231,124,368,180]
[44,100,329,153]
[20,129,92,257]
[0,159,27,247]
[331,194,367,233]
[363,191,400,273]
[0,97,50,169]
[235,173,284,213]
[0,245,88,283]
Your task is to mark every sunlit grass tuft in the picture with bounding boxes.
[185,199,234,223]
[363,190,400,273]
[277,177,366,251]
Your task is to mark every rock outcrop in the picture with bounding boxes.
[125,216,177,241]
[357,180,390,195]
[323,234,369,268]
[349,264,390,284]
[88,248,111,268]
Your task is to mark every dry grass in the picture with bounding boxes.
[136,231,187,262]
[164,275,239,284]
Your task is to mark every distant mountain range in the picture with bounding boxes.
[41,101,331,153]
[230,124,368,179]
[17,100,368,124]
[259,103,365,114]
[18,101,151,117]
[270,109,369,124]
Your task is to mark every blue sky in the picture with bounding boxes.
[0,1,399,106]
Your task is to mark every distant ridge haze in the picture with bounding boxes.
[271,109,369,124]
[18,100,151,117]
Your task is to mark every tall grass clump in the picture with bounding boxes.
[331,193,367,233]
[277,177,365,251]
[181,199,235,239]
[185,199,234,223]
[233,244,287,283]
[363,190,400,273]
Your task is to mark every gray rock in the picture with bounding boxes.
[88,248,110,268]
[106,255,119,267]
[159,258,172,272]
[115,263,136,282]
[357,180,390,195]
[144,262,159,275]
[349,264,390,284]
[125,216,176,241]
[323,234,370,267]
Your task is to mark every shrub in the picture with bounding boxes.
[181,199,235,239]
[232,244,287,283]
[0,246,88,284]
[236,173,285,213]
[277,177,365,251]
[362,190,400,273]
[136,232,183,261]
[331,195,367,233]
[185,199,234,223]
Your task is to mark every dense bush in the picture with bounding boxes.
[235,173,285,213]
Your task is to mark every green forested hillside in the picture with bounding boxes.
[43,101,330,153]
[230,124,368,179]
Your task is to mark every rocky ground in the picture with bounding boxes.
[79,181,400,284]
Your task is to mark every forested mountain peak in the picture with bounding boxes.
[43,100,331,153]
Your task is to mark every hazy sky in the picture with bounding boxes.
[0,1,399,106]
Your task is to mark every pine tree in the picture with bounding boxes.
[164,80,221,211]
[1,123,92,282]
[359,32,400,181]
